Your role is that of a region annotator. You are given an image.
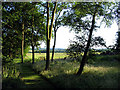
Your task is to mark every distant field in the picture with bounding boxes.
[25,53,68,59]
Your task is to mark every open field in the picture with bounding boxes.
[13,53,68,64]
[25,53,68,59]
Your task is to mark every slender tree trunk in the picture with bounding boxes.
[45,2,57,70]
[32,11,35,64]
[51,30,56,62]
[32,45,34,64]
[32,24,34,64]
[76,13,96,75]
[21,23,24,63]
[45,2,50,70]
[45,39,50,70]
[49,2,57,39]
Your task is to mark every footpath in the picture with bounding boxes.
[20,63,55,88]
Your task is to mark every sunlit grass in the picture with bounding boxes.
[3,53,120,88]
[25,53,68,59]
[21,75,40,80]
[33,55,120,88]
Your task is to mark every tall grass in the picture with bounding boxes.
[33,55,120,88]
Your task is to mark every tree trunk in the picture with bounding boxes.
[32,10,35,64]
[51,30,56,62]
[32,45,34,64]
[45,39,50,70]
[32,24,34,64]
[45,2,57,70]
[76,13,96,75]
[21,23,24,63]
[49,2,57,40]
[45,2,50,70]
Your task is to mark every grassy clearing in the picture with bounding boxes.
[2,63,54,88]
[13,53,68,63]
[25,53,68,59]
[33,55,120,88]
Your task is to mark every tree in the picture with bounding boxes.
[51,2,68,62]
[45,2,57,70]
[116,2,120,52]
[29,2,45,64]
[2,2,45,63]
[67,34,106,61]
[62,2,116,75]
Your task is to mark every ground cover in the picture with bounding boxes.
[33,55,120,88]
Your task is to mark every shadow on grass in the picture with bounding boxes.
[47,69,120,88]
[2,62,54,89]
[2,78,25,88]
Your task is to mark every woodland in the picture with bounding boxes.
[1,1,120,89]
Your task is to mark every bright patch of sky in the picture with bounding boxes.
[93,21,118,49]
[41,21,118,49]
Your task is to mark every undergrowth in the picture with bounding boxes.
[33,55,120,88]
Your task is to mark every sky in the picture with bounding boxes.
[41,21,118,49]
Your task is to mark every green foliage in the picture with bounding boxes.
[67,35,106,62]
[2,62,20,78]
[2,2,46,63]
[2,55,14,66]
[24,46,30,57]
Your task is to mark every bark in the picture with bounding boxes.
[21,23,24,63]
[49,2,57,40]
[32,45,34,64]
[51,30,56,62]
[45,2,50,70]
[51,5,61,62]
[45,2,57,70]
[32,10,35,64]
[76,13,96,75]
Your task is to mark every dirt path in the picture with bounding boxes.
[20,63,55,88]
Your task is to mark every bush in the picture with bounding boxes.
[2,62,20,79]
[2,55,14,66]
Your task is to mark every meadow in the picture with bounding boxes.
[25,53,68,59]
[33,54,120,88]
[2,53,120,88]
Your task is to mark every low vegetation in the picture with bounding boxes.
[33,54,120,88]
[2,53,120,88]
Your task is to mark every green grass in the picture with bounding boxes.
[25,53,68,59]
[2,62,54,88]
[13,53,68,63]
[33,55,120,88]
[2,53,120,88]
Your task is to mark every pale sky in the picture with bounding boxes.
[41,21,118,49]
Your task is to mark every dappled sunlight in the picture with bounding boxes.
[21,75,41,80]
[33,57,120,88]
[84,65,119,74]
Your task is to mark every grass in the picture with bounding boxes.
[33,55,120,88]
[2,62,55,88]
[2,53,120,88]
[25,53,68,59]
[13,53,68,63]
